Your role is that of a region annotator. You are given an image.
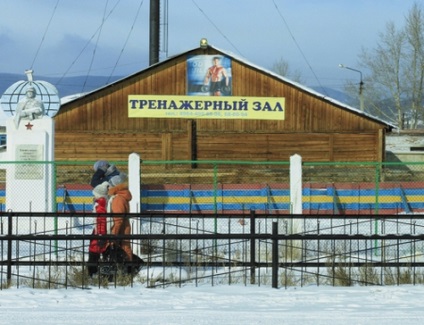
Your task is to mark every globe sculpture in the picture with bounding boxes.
[0,70,60,118]
[0,70,59,213]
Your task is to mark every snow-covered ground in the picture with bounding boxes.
[3,214,424,324]
[1,284,424,324]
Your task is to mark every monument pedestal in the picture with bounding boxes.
[5,116,55,212]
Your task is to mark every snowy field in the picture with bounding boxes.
[1,284,424,324]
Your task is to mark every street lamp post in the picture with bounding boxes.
[339,64,364,112]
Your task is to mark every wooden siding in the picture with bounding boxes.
[56,132,162,161]
[54,48,388,163]
[196,132,379,162]
[55,130,380,163]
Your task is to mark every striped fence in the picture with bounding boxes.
[51,182,424,215]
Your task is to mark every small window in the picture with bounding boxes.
[410,147,424,151]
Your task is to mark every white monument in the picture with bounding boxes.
[0,70,60,212]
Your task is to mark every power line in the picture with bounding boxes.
[106,0,145,84]
[271,0,328,96]
[30,0,61,72]
[56,0,122,85]
[191,0,243,56]
[82,0,110,92]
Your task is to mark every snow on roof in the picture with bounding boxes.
[61,44,396,130]
[60,93,87,105]
[208,45,396,129]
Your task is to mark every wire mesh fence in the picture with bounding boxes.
[45,160,424,215]
[0,159,424,217]
[1,160,424,288]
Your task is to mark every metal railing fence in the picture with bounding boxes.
[2,211,424,289]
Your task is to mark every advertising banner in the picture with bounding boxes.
[128,95,285,120]
[187,55,232,96]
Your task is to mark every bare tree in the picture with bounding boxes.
[404,2,424,128]
[271,57,303,83]
[356,2,424,129]
[360,22,404,126]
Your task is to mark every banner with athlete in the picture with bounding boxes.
[187,55,232,96]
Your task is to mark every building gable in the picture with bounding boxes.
[54,45,392,163]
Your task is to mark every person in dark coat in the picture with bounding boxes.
[90,160,120,188]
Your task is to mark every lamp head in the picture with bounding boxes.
[200,38,208,49]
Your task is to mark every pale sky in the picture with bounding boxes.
[0,0,418,91]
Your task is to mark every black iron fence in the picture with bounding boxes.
[2,211,424,289]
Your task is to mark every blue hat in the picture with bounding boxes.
[93,160,109,172]
[109,173,128,186]
[109,173,128,187]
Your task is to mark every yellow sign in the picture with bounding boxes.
[128,95,285,120]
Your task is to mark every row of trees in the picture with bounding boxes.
[359,2,424,129]
[272,2,424,130]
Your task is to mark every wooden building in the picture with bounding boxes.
[54,44,394,163]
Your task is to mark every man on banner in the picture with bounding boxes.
[203,56,230,96]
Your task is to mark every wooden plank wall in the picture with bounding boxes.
[55,131,379,162]
[196,132,378,162]
[54,48,387,163]
[55,132,162,161]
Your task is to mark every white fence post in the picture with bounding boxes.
[290,154,302,214]
[128,152,141,213]
[287,154,303,260]
[128,152,141,256]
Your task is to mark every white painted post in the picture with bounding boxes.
[288,154,303,260]
[128,152,141,256]
[128,152,141,213]
[290,154,302,214]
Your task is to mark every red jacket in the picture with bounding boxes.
[89,197,108,254]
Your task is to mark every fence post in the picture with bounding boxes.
[290,154,302,214]
[7,210,12,286]
[129,152,141,214]
[250,210,256,285]
[272,221,278,288]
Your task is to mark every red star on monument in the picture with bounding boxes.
[25,122,33,130]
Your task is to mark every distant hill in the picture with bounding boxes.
[0,73,123,99]
[0,73,354,106]
[310,86,356,106]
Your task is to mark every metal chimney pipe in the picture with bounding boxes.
[149,0,160,65]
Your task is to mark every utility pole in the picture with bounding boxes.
[339,64,364,112]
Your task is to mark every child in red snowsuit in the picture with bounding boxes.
[87,181,110,277]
